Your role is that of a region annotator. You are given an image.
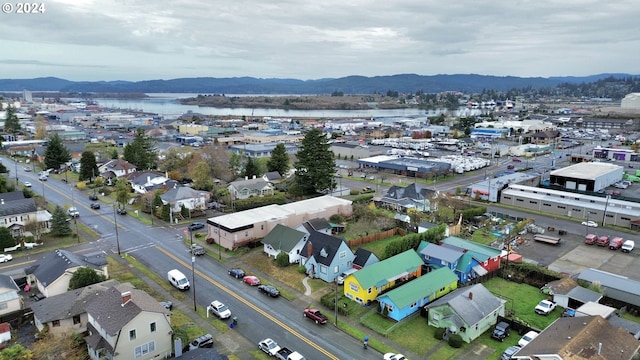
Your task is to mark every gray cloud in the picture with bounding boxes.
[0,0,638,81]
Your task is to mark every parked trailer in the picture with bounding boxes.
[534,235,562,245]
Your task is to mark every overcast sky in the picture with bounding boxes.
[1,0,639,81]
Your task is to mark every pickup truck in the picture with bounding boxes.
[534,300,557,315]
[303,308,328,324]
[275,347,305,360]
[190,244,205,256]
[622,240,635,253]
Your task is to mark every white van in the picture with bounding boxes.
[336,268,358,285]
[168,269,190,290]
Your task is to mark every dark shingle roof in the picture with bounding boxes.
[31,280,118,323]
[29,249,107,288]
[0,198,37,217]
[85,284,170,336]
[301,231,346,266]
[353,248,376,268]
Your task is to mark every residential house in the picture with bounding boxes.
[419,243,478,284]
[299,231,355,283]
[523,129,560,146]
[125,171,178,194]
[85,284,172,360]
[0,323,10,344]
[26,249,108,298]
[578,268,640,307]
[31,280,118,336]
[160,186,208,214]
[261,224,308,263]
[440,236,502,274]
[426,283,505,343]
[262,171,283,183]
[352,248,379,270]
[344,250,424,305]
[377,183,436,213]
[296,218,333,236]
[206,196,352,250]
[377,267,458,322]
[0,191,52,238]
[0,275,22,316]
[98,159,136,181]
[511,316,640,360]
[542,277,603,310]
[227,177,275,200]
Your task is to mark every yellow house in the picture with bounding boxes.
[344,250,424,305]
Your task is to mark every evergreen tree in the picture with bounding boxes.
[44,133,71,171]
[110,148,119,159]
[242,157,259,179]
[68,267,106,290]
[0,227,15,249]
[122,128,157,170]
[267,143,289,175]
[3,106,21,134]
[50,206,72,236]
[79,150,99,182]
[294,128,335,194]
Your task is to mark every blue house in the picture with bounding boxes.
[419,242,481,284]
[377,267,458,321]
[299,231,355,283]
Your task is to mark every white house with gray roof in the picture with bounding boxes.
[227,177,275,200]
[0,275,21,316]
[0,191,52,238]
[160,186,208,213]
[85,284,172,360]
[26,249,108,298]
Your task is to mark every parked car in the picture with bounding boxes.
[67,207,80,217]
[207,300,231,319]
[534,300,557,315]
[512,157,522,162]
[189,333,214,350]
[228,268,245,279]
[258,284,280,297]
[622,240,635,253]
[501,345,521,360]
[0,254,13,263]
[159,301,173,311]
[243,275,261,286]
[90,202,101,209]
[584,234,597,245]
[581,221,598,227]
[596,235,610,247]
[188,222,205,231]
[507,164,515,170]
[491,321,511,341]
[384,354,407,360]
[116,208,127,215]
[303,308,328,324]
[518,331,539,347]
[258,338,281,356]
[609,237,624,250]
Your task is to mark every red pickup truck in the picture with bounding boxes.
[609,237,624,250]
[303,308,328,325]
[596,235,610,247]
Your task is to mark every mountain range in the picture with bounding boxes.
[0,73,636,94]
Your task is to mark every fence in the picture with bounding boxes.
[348,228,406,248]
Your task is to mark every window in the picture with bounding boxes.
[386,305,394,312]
[260,225,264,230]
[150,322,156,333]
[52,320,60,327]
[516,199,523,202]
[367,287,372,294]
[503,196,511,200]
[339,251,346,259]
[134,341,155,358]
[0,303,7,311]
[410,302,417,308]
[543,203,551,207]
[349,283,359,292]
[73,315,81,325]
[529,201,537,204]
[129,329,136,340]
[334,266,339,274]
[621,216,631,221]
[558,205,566,209]
[319,265,327,274]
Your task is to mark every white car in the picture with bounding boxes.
[384,354,407,360]
[0,254,13,263]
[518,331,539,347]
[23,181,32,188]
[581,220,598,228]
[207,300,231,319]
[67,207,80,218]
[258,338,281,356]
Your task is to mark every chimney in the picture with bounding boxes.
[468,292,473,300]
[307,241,313,259]
[121,291,132,306]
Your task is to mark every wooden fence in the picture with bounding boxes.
[348,228,406,248]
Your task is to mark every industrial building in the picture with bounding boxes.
[621,93,640,109]
[549,162,623,192]
[500,184,640,228]
[466,172,540,202]
[592,147,639,162]
[357,155,451,178]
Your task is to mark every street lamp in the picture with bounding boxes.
[602,195,611,227]
[190,229,197,312]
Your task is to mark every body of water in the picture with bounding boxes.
[95,93,483,119]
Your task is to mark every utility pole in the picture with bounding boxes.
[190,229,197,311]
[113,203,121,255]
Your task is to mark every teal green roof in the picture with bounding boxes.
[442,236,501,262]
[260,224,306,252]
[456,253,473,272]
[352,250,424,289]
[378,267,458,309]
[417,240,430,254]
